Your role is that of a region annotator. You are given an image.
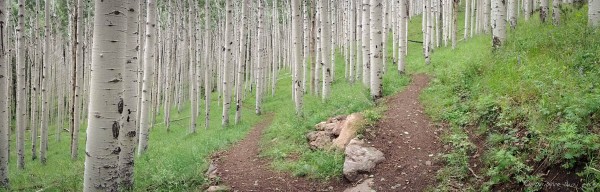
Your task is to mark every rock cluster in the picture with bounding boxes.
[306,113,365,150]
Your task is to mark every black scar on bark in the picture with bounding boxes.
[118,98,124,114]
[112,121,120,139]
[112,147,121,154]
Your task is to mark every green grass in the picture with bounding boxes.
[5,88,264,191]
[418,5,600,191]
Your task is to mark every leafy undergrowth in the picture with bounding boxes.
[260,45,410,180]
[419,6,600,192]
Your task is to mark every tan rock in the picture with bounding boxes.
[333,113,365,149]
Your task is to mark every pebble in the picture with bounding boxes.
[425,161,432,166]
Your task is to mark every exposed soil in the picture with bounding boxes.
[214,74,443,191]
[363,74,444,191]
[213,115,346,191]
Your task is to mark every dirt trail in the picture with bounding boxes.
[364,74,443,191]
[214,74,442,191]
[213,115,346,191]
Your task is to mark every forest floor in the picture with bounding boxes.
[214,74,443,191]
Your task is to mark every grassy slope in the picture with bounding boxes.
[418,6,600,191]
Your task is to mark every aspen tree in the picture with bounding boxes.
[31,0,40,161]
[349,0,356,82]
[540,0,549,23]
[39,1,50,164]
[464,0,471,39]
[590,0,600,27]
[83,0,127,190]
[370,0,383,100]
[16,0,26,170]
[118,0,140,189]
[222,0,234,127]
[204,0,211,129]
[0,0,8,187]
[452,0,458,49]
[302,0,309,94]
[292,0,304,115]
[552,0,561,25]
[190,0,198,132]
[255,0,264,115]
[71,0,84,160]
[525,0,533,21]
[235,0,249,124]
[398,0,407,74]
[508,0,517,29]
[361,0,371,86]
[273,0,280,97]
[321,0,332,101]
[138,0,157,155]
[424,0,432,65]
[492,0,507,48]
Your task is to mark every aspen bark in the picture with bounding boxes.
[293,0,304,115]
[370,0,383,100]
[590,0,600,27]
[398,0,407,74]
[492,0,507,48]
[256,0,264,115]
[321,0,332,101]
[361,0,371,86]
[16,0,25,170]
[71,0,84,160]
[83,0,127,191]
[118,0,140,189]
[0,0,8,187]
[204,0,211,129]
[540,0,549,23]
[39,1,49,164]
[508,0,517,29]
[552,0,561,25]
[235,0,249,124]
[138,0,157,155]
[222,0,234,127]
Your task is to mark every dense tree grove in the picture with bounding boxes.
[0,0,597,191]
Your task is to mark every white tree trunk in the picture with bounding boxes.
[39,0,50,165]
[293,0,304,114]
[398,0,407,74]
[508,0,517,29]
[222,0,234,127]
[204,0,212,129]
[464,0,470,39]
[256,0,264,115]
[83,0,127,191]
[321,0,332,101]
[552,0,561,25]
[525,0,533,21]
[16,0,26,170]
[492,0,507,48]
[0,0,8,187]
[370,0,383,100]
[138,0,157,155]
[540,0,549,23]
[71,0,84,160]
[590,0,600,27]
[118,0,140,189]
[361,0,371,86]
[235,0,249,124]
[349,0,356,82]
[424,0,432,64]
[189,0,197,133]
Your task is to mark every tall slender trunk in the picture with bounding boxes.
[321,0,332,101]
[424,0,432,65]
[361,0,370,86]
[39,0,51,165]
[492,0,507,48]
[204,0,211,129]
[235,0,249,124]
[0,0,9,187]
[508,0,517,29]
[451,0,458,49]
[138,0,157,155]
[349,0,356,82]
[398,0,407,74]
[16,0,26,170]
[590,0,600,27]
[118,0,140,189]
[464,0,470,39]
[71,0,84,160]
[256,0,264,115]
[369,0,383,100]
[552,0,561,25]
[222,0,234,127]
[83,0,127,191]
[540,0,549,23]
[293,0,304,115]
